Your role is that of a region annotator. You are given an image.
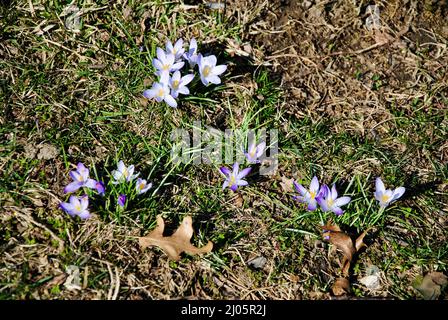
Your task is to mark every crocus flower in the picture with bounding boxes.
[169,71,194,98]
[95,181,105,196]
[197,54,227,86]
[143,81,177,108]
[112,160,139,184]
[60,195,90,219]
[152,47,184,83]
[64,162,97,194]
[244,141,266,164]
[136,178,152,195]
[166,39,185,61]
[220,162,251,192]
[317,184,351,216]
[293,176,322,211]
[183,38,199,67]
[374,177,405,208]
[118,194,126,207]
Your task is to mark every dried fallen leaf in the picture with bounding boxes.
[332,277,350,296]
[279,176,295,193]
[322,222,369,277]
[139,215,213,261]
[413,272,448,300]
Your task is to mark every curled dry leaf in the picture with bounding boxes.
[413,272,448,300]
[322,222,369,277]
[332,277,350,296]
[139,215,213,261]
[279,176,295,193]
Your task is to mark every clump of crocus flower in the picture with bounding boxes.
[143,37,227,108]
[220,162,251,192]
[60,160,154,220]
[293,176,323,211]
[374,177,405,208]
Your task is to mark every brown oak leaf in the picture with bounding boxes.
[139,215,213,261]
[322,222,369,277]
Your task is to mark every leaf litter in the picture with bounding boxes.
[139,215,213,261]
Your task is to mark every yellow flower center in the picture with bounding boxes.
[229,175,236,185]
[139,183,145,190]
[162,64,170,70]
[157,89,164,97]
[123,168,129,178]
[310,191,316,199]
[75,204,81,211]
[202,65,211,77]
[172,80,179,89]
[381,194,390,202]
[327,198,334,206]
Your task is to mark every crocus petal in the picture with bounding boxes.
[80,195,89,210]
[166,41,174,53]
[206,55,217,66]
[374,190,382,202]
[190,38,197,51]
[293,195,305,203]
[156,47,166,63]
[159,71,170,84]
[164,95,178,108]
[222,179,229,190]
[333,207,344,216]
[391,187,405,201]
[220,167,231,176]
[232,162,239,175]
[171,61,184,71]
[237,167,252,179]
[212,64,227,76]
[172,71,181,82]
[85,179,97,189]
[230,184,238,192]
[375,177,385,194]
[207,75,221,84]
[64,181,82,194]
[177,87,189,95]
[309,176,319,194]
[60,201,74,213]
[256,141,266,157]
[334,196,351,207]
[200,75,208,86]
[117,160,126,173]
[78,210,91,220]
[181,74,195,86]
[307,200,318,211]
[293,181,307,196]
[317,196,329,212]
[69,170,82,182]
[331,184,338,200]
[152,58,163,70]
[76,162,88,174]
[143,89,156,99]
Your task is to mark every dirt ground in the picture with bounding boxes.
[1,0,447,300]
